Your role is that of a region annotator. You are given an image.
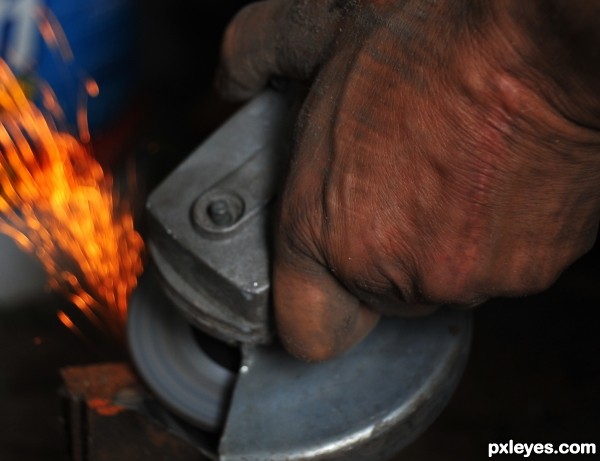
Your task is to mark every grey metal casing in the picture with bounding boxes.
[147,91,291,345]
[220,310,471,461]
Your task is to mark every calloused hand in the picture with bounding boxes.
[218,0,600,361]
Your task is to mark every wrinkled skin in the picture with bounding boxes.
[218,0,600,361]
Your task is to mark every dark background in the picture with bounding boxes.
[1,1,599,460]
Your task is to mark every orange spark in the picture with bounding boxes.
[0,59,144,340]
[57,310,75,330]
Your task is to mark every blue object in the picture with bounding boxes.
[0,0,137,131]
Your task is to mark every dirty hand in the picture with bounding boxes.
[218,0,600,361]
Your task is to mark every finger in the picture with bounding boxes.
[217,0,351,101]
[273,237,380,362]
[217,1,285,100]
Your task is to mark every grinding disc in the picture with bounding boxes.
[128,270,473,460]
[128,271,236,432]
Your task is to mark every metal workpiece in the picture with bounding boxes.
[146,90,293,345]
[61,362,218,461]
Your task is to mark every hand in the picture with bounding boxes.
[218,0,600,361]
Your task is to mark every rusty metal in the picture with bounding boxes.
[61,363,217,461]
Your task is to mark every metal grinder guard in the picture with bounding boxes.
[127,90,472,461]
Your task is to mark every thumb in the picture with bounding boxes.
[217,0,351,101]
[273,234,380,362]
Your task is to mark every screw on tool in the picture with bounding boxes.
[207,199,234,226]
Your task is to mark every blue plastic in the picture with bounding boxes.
[0,0,137,131]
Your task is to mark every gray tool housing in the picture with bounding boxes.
[129,90,472,461]
[146,91,292,344]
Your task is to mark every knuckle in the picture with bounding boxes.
[218,3,271,100]
[220,5,252,66]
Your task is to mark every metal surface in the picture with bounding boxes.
[61,363,217,461]
[128,270,236,432]
[129,272,471,460]
[220,310,471,461]
[146,90,293,345]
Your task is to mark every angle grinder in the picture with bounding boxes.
[127,90,472,461]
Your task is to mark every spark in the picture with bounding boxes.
[0,60,144,340]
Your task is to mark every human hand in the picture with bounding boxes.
[218,0,600,361]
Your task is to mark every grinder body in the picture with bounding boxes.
[128,90,472,461]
